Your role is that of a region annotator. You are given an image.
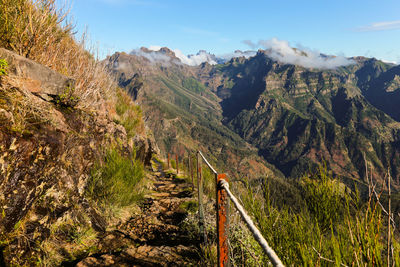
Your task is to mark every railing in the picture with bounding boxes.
[166,151,284,267]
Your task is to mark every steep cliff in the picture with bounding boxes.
[107,48,400,186]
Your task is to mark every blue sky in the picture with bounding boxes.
[68,0,400,63]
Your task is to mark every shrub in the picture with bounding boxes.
[0,58,8,76]
[300,165,350,230]
[114,88,144,138]
[232,167,400,266]
[55,85,79,108]
[86,147,144,207]
[200,166,215,198]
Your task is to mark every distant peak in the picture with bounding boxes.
[129,46,259,67]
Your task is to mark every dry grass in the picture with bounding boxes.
[0,0,116,110]
[0,78,53,133]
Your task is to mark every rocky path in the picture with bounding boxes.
[75,160,200,266]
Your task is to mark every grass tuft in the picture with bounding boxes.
[86,147,144,208]
[114,88,145,138]
[0,58,8,76]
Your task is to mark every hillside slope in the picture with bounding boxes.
[105,50,281,179]
[207,52,400,183]
[107,48,400,185]
[0,47,153,264]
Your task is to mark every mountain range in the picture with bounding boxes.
[105,47,400,185]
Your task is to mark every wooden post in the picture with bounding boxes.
[197,152,207,243]
[217,173,229,267]
[176,154,179,174]
[167,153,170,169]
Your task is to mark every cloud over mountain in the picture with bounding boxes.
[220,50,257,61]
[131,46,218,66]
[131,46,258,66]
[174,50,218,66]
[244,38,354,69]
[130,47,174,65]
[131,39,354,69]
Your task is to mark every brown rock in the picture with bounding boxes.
[133,134,159,166]
[0,48,75,99]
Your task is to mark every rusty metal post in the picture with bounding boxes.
[217,173,229,267]
[197,152,207,243]
[189,155,194,190]
[167,153,170,169]
[187,156,189,178]
[176,154,179,174]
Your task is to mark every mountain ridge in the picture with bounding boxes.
[106,47,400,185]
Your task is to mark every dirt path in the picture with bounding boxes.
[75,159,200,266]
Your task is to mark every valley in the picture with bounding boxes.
[107,48,400,186]
[2,0,400,265]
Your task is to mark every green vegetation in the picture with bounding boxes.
[41,220,98,265]
[201,166,216,198]
[193,166,399,266]
[115,88,145,138]
[182,77,206,93]
[179,200,198,213]
[224,80,234,89]
[55,85,79,108]
[170,159,176,169]
[0,58,7,76]
[301,165,350,230]
[228,167,400,266]
[86,147,144,207]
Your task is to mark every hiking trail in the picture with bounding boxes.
[75,159,200,266]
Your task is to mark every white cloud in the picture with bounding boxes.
[131,39,355,69]
[130,47,220,66]
[242,40,257,49]
[356,20,400,32]
[174,50,218,66]
[381,59,398,65]
[219,50,257,61]
[130,48,174,66]
[148,45,162,51]
[244,38,354,69]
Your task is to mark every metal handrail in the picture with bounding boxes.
[219,179,284,267]
[198,150,217,175]
[197,150,284,267]
[166,151,284,266]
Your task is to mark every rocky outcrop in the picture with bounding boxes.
[209,53,400,184]
[0,49,138,265]
[134,133,159,167]
[120,73,143,100]
[0,48,75,101]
